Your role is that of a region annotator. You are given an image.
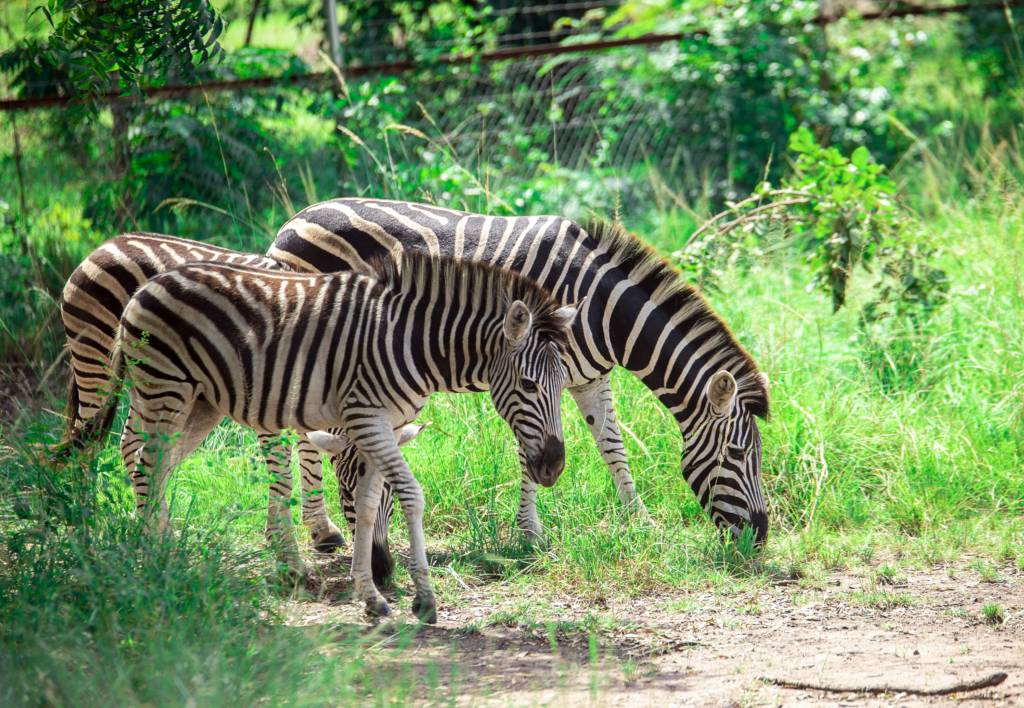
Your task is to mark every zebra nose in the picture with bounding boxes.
[529,435,565,488]
[728,510,769,548]
[749,510,769,546]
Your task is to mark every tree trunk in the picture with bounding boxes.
[10,114,29,254]
[244,0,262,47]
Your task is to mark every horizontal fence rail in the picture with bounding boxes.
[3,0,1023,112]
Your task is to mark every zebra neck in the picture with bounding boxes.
[379,289,500,397]
[565,265,732,430]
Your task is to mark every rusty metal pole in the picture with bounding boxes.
[324,0,341,66]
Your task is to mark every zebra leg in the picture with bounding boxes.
[336,455,396,589]
[260,436,309,579]
[351,462,390,616]
[570,375,651,520]
[124,398,223,532]
[371,482,396,588]
[296,435,346,553]
[127,394,191,534]
[351,416,436,624]
[121,405,156,524]
[330,423,428,588]
[335,452,357,541]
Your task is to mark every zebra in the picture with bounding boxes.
[57,233,349,575]
[74,252,581,621]
[272,199,771,561]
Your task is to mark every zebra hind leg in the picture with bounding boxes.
[127,395,198,534]
[261,435,310,580]
[370,483,396,588]
[296,435,346,553]
[127,398,224,534]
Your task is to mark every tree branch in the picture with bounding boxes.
[764,671,1008,697]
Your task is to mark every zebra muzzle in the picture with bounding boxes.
[528,435,566,488]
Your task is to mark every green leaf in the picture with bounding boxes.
[851,146,871,171]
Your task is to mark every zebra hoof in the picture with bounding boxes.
[523,533,548,550]
[411,595,437,624]
[365,599,391,618]
[371,542,396,589]
[313,533,346,553]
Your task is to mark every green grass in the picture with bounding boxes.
[982,602,1005,626]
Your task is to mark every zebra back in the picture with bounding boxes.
[57,233,287,452]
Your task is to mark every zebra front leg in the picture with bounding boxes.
[261,437,309,579]
[350,462,390,617]
[570,375,650,521]
[322,423,428,588]
[352,416,436,624]
[334,452,396,589]
[296,435,346,553]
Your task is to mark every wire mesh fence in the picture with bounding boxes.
[6,0,1022,235]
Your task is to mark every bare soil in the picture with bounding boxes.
[0,362,64,434]
[287,556,1023,707]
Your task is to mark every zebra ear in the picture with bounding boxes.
[396,422,430,447]
[553,298,585,328]
[706,370,737,416]
[756,371,770,393]
[307,430,351,454]
[504,300,533,346]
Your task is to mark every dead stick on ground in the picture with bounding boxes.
[763,671,1007,697]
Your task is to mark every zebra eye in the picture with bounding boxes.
[726,444,748,460]
[520,378,539,393]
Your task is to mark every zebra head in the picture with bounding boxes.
[489,299,581,489]
[680,370,770,545]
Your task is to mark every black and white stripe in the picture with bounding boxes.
[57,233,348,572]
[273,199,771,550]
[80,252,579,621]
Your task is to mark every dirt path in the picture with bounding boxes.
[287,559,1022,707]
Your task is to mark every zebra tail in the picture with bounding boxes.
[48,372,83,459]
[56,342,126,459]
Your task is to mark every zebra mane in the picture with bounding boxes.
[585,218,770,420]
[370,251,572,349]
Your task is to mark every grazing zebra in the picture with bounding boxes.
[75,252,580,621]
[57,233,348,574]
[272,199,771,556]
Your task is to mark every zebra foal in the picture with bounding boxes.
[82,252,579,621]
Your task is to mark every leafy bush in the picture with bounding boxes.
[0,202,103,363]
